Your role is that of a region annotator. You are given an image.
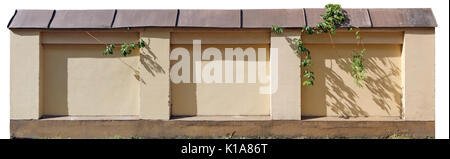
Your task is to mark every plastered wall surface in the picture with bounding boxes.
[170,44,270,116]
[9,28,435,121]
[270,29,302,120]
[402,29,435,120]
[139,28,171,120]
[43,44,140,116]
[301,44,402,117]
[10,30,41,119]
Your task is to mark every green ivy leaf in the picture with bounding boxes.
[271,25,284,34]
[138,40,146,48]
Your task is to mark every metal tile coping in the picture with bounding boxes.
[7,8,437,29]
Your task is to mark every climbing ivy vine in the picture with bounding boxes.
[351,48,366,87]
[102,27,146,56]
[271,25,284,34]
[103,39,146,56]
[272,4,367,87]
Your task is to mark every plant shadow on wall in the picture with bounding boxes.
[102,36,166,85]
[101,33,166,84]
[140,40,166,85]
[333,46,402,117]
[325,63,366,117]
[366,59,402,116]
[299,45,368,118]
[300,45,402,118]
[274,4,402,118]
[300,45,403,118]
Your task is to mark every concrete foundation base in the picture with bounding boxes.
[10,117,434,139]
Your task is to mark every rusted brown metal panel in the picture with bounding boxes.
[49,10,115,29]
[369,8,437,27]
[8,10,54,28]
[112,10,178,28]
[305,8,372,27]
[177,10,240,28]
[7,8,438,29]
[242,9,305,28]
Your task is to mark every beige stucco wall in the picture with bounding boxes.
[270,29,302,120]
[402,28,435,120]
[139,28,171,120]
[170,44,270,116]
[43,44,140,116]
[301,44,402,117]
[10,30,42,119]
[10,28,435,121]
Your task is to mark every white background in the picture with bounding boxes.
[0,0,448,139]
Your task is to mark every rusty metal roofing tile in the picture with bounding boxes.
[242,9,305,28]
[112,10,178,28]
[369,8,437,27]
[8,10,54,28]
[7,8,438,29]
[49,10,115,29]
[305,8,371,27]
[177,10,240,28]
